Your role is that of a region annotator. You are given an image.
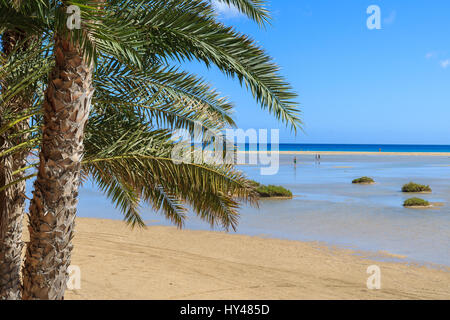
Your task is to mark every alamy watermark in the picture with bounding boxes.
[66,5,81,30]
[67,265,81,290]
[367,5,382,30]
[366,265,381,290]
[171,124,280,175]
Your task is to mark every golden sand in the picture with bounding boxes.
[60,218,449,300]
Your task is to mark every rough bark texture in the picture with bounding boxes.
[0,121,27,301]
[22,35,93,300]
[0,30,31,300]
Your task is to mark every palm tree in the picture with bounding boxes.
[0,40,255,298]
[0,30,28,300]
[0,0,301,299]
[0,29,42,299]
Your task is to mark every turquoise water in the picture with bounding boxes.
[235,155,450,266]
[71,153,450,267]
[244,143,450,153]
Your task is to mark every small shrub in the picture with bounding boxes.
[352,177,375,184]
[403,198,430,207]
[402,182,432,193]
[250,180,292,198]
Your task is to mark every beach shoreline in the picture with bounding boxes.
[56,218,449,300]
[240,151,450,156]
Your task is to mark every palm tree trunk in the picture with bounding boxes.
[0,30,30,300]
[22,33,94,299]
[0,138,27,300]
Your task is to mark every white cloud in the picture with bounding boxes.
[212,0,243,19]
[440,60,450,69]
[383,10,396,25]
[424,51,450,69]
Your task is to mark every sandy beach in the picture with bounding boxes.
[53,218,450,300]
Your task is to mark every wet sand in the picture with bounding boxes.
[63,218,449,300]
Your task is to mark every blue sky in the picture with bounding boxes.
[187,0,450,144]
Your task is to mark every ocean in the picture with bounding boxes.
[244,143,450,153]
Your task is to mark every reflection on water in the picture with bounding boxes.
[73,154,450,266]
[239,155,450,266]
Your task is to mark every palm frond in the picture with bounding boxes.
[82,111,258,229]
[123,0,301,130]
[94,57,235,133]
[0,0,292,231]
[212,0,271,27]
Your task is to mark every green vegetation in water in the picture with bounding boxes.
[251,181,293,198]
[352,177,375,184]
[402,182,432,193]
[403,198,431,207]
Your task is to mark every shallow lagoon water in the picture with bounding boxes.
[70,154,450,266]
